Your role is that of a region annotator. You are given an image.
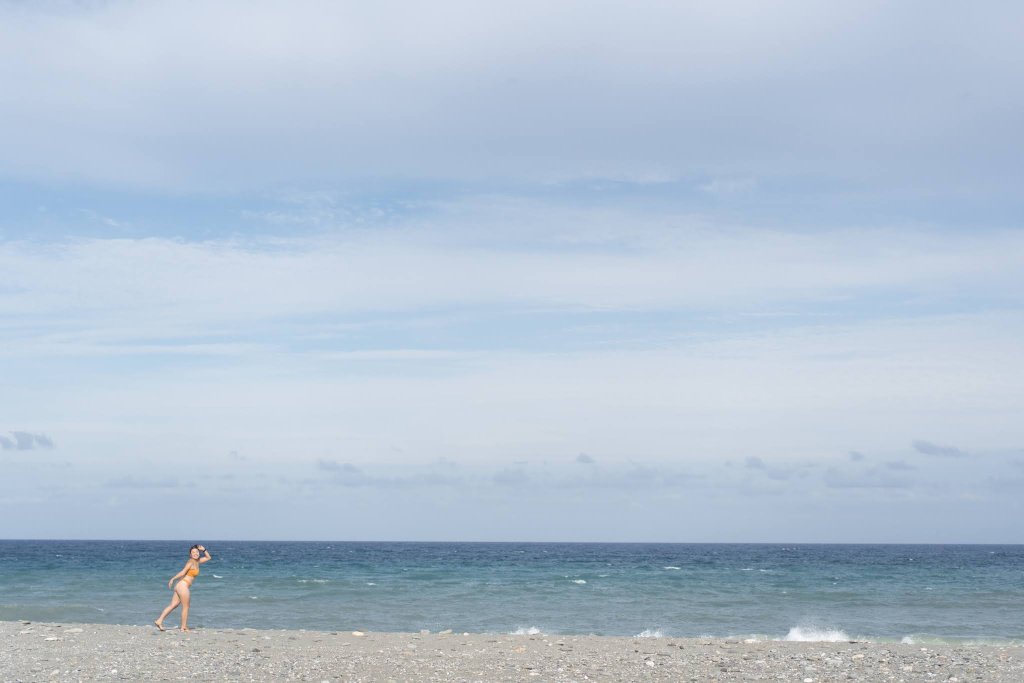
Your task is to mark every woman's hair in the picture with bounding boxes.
[189,544,201,554]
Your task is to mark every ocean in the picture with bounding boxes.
[2,541,1022,644]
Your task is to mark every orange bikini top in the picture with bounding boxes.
[187,566,200,577]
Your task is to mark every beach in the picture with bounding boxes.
[3,621,1022,682]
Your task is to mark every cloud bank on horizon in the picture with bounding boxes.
[1,1,1022,542]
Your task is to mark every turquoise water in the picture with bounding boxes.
[2,541,1022,643]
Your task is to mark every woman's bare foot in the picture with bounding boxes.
[154,620,165,631]
[180,627,190,632]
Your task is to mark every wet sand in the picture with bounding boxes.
[2,621,1022,681]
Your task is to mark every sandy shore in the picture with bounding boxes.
[2,621,1022,682]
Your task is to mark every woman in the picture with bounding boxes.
[155,544,211,631]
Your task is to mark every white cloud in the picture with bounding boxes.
[4,307,1021,476]
[912,440,968,458]
[1,202,1022,476]
[2,2,1023,540]
[0,1,1020,191]
[823,467,913,490]
[0,432,55,450]
[2,211,1022,356]
[698,178,757,197]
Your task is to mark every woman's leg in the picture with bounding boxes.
[155,591,180,630]
[178,583,191,631]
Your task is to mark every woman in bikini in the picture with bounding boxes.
[155,544,211,631]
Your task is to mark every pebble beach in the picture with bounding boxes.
[3,621,1022,682]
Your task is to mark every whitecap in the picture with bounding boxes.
[212,574,223,579]
[366,582,377,586]
[663,566,681,570]
[297,579,330,583]
[781,626,850,642]
[571,579,587,584]
[511,626,543,635]
[635,629,664,638]
[740,568,754,571]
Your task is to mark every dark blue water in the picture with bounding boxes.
[2,541,1022,643]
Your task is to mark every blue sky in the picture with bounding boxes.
[2,1,1023,541]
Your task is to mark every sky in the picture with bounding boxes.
[2,0,1023,542]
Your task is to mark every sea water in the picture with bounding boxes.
[1,541,1022,643]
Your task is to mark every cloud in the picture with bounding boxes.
[3,220,1023,362]
[744,456,793,481]
[318,459,361,474]
[0,432,55,450]
[823,467,913,490]
[316,459,462,488]
[884,460,916,471]
[317,459,369,486]
[493,468,530,486]
[2,2,1023,543]
[698,177,756,197]
[553,465,702,490]
[104,477,180,489]
[1,1,1020,195]
[982,474,1024,494]
[912,440,968,458]
[848,451,866,462]
[308,459,707,492]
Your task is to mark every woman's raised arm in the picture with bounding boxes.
[197,545,212,563]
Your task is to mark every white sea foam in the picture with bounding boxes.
[212,574,223,579]
[781,627,850,642]
[740,568,754,571]
[297,579,330,583]
[571,579,587,584]
[901,636,916,644]
[511,626,543,635]
[366,582,377,586]
[635,629,664,638]
[663,566,681,570]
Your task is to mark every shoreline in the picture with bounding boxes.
[4,621,1023,681]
